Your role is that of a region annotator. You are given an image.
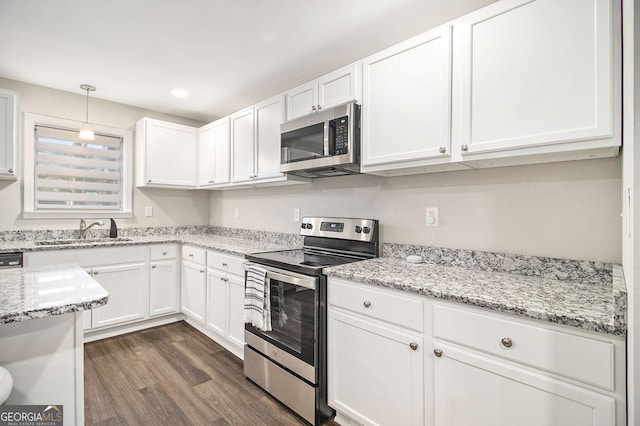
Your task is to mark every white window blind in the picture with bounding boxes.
[33,125,123,211]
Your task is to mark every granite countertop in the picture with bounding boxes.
[324,256,626,336]
[0,264,109,324]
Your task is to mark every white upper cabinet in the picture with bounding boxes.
[255,95,286,180]
[230,107,256,183]
[198,117,230,188]
[135,118,198,188]
[287,62,362,120]
[361,26,465,175]
[0,88,18,180]
[454,0,618,163]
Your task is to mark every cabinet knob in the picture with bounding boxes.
[7,168,13,174]
[209,180,215,184]
[93,270,99,275]
[363,300,371,308]
[151,264,156,269]
[189,254,194,258]
[433,348,443,358]
[439,146,446,154]
[200,269,205,274]
[148,179,152,183]
[312,105,317,111]
[409,342,419,351]
[317,105,322,110]
[162,251,167,255]
[222,262,228,267]
[461,144,469,152]
[501,337,513,348]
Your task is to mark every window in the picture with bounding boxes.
[23,113,133,218]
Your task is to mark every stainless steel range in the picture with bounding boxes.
[243,217,379,425]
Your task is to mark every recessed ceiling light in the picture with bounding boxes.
[171,89,188,98]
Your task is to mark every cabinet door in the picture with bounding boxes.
[143,119,197,187]
[328,310,424,426]
[286,81,317,120]
[181,260,206,323]
[91,262,147,328]
[362,26,452,167]
[206,268,227,336]
[457,0,613,156]
[318,62,361,110]
[231,107,256,183]
[149,259,179,317]
[0,88,18,179]
[255,95,285,180]
[432,342,615,426]
[227,274,245,348]
[198,118,230,187]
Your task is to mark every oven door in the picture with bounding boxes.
[245,265,319,369]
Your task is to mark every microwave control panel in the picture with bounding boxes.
[331,116,349,155]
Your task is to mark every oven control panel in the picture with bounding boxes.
[300,217,377,242]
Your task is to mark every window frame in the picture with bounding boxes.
[23,112,133,219]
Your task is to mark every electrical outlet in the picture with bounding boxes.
[144,206,153,217]
[294,208,301,222]
[234,207,239,218]
[426,207,439,226]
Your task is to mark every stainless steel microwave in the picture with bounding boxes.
[280,101,360,178]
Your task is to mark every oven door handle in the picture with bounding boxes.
[266,270,316,290]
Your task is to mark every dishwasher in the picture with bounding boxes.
[0,252,22,269]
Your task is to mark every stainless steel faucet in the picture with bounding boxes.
[78,219,104,239]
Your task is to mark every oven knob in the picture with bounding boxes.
[301,223,306,229]
[355,226,362,234]
[362,226,371,234]
[306,223,313,230]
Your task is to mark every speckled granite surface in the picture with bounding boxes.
[324,255,626,336]
[0,264,109,323]
[0,226,301,256]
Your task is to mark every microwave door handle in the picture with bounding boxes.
[266,270,316,290]
[323,120,330,156]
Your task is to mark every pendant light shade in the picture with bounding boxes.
[79,84,96,141]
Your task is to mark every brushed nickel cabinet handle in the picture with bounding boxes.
[151,264,156,269]
[363,300,371,308]
[409,342,418,351]
[433,348,443,358]
[189,254,194,258]
[311,105,317,111]
[7,168,13,174]
[439,146,446,154]
[162,251,167,255]
[93,270,99,275]
[317,105,322,110]
[222,262,228,267]
[461,144,469,152]
[501,337,513,348]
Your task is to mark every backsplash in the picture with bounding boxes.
[382,243,614,286]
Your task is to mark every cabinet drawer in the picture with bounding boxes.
[207,251,244,276]
[182,245,206,265]
[329,278,423,332]
[150,244,177,260]
[25,246,145,267]
[433,304,615,390]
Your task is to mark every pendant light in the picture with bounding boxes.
[79,84,96,141]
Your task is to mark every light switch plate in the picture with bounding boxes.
[144,206,153,217]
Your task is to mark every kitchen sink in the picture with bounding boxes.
[35,237,132,246]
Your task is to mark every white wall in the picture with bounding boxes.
[622,0,639,422]
[0,78,211,230]
[211,157,621,263]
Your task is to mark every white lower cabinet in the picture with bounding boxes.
[327,277,626,426]
[205,251,245,357]
[149,244,179,317]
[181,248,207,323]
[89,262,146,328]
[432,342,615,426]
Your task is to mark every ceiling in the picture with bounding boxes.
[0,0,495,123]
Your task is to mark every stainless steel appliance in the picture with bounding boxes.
[244,217,379,425]
[280,101,361,178]
[0,252,22,269]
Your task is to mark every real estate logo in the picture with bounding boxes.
[0,405,63,426]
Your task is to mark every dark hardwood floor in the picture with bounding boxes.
[85,321,338,426]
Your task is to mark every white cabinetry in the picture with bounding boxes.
[206,251,245,358]
[89,262,146,328]
[231,95,307,187]
[361,26,464,176]
[454,0,619,166]
[328,278,424,426]
[149,244,179,317]
[0,88,18,180]
[136,117,198,188]
[431,302,623,426]
[198,118,230,188]
[287,62,362,120]
[181,245,207,323]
